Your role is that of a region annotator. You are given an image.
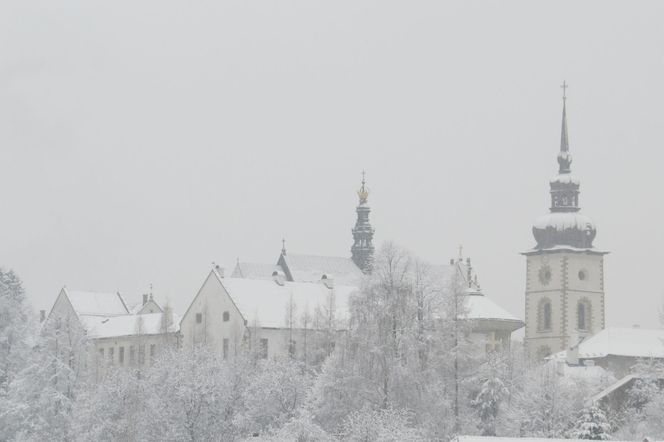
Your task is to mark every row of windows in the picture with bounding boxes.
[195,311,231,324]
[98,344,157,366]
[537,298,592,332]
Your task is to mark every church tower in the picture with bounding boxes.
[351,172,375,273]
[523,86,608,360]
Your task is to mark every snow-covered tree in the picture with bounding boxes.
[237,358,312,436]
[0,268,33,396]
[3,313,86,441]
[341,407,426,442]
[570,406,611,440]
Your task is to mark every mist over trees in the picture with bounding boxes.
[2,246,664,441]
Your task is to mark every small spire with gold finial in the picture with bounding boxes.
[357,170,369,204]
[281,238,287,256]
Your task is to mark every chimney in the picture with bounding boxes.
[566,344,579,366]
[215,264,224,278]
[272,270,285,286]
[321,274,334,289]
[40,310,46,323]
[143,294,148,305]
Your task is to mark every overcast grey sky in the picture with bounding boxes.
[2,1,663,327]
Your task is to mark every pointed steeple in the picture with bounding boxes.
[558,81,572,174]
[530,83,598,250]
[351,171,375,273]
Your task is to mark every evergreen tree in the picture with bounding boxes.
[570,406,611,440]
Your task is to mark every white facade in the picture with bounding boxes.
[180,268,352,363]
[524,251,606,359]
[45,288,179,380]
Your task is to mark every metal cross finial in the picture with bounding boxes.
[361,170,366,187]
[561,81,568,101]
[458,244,463,262]
[281,238,287,256]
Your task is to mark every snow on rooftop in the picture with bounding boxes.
[80,312,180,339]
[463,293,522,323]
[65,289,128,317]
[219,276,358,329]
[282,254,364,286]
[551,327,664,360]
[533,212,595,232]
[231,262,283,280]
[549,173,580,186]
[457,437,642,442]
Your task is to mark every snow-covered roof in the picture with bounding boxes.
[429,262,523,326]
[587,373,664,405]
[280,254,364,286]
[79,312,180,339]
[231,262,284,280]
[463,293,522,324]
[533,212,595,232]
[219,276,358,329]
[457,437,641,442]
[551,327,664,360]
[64,289,129,317]
[550,173,580,186]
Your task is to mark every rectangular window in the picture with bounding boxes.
[259,338,268,359]
[139,345,145,365]
[150,344,156,364]
[129,346,136,365]
[289,340,296,357]
[119,347,125,364]
[223,338,229,360]
[223,311,230,322]
[196,313,202,324]
[108,347,114,365]
[99,348,104,360]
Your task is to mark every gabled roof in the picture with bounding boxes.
[278,253,364,286]
[551,327,664,360]
[429,261,523,326]
[64,289,129,317]
[588,373,664,405]
[231,262,284,280]
[464,293,522,324]
[217,275,357,329]
[80,312,180,339]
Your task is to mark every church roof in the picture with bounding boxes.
[231,262,283,280]
[429,261,523,327]
[64,289,129,317]
[80,312,180,339]
[551,327,664,360]
[218,275,357,329]
[279,253,364,286]
[464,293,522,323]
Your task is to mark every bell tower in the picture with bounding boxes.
[351,171,375,273]
[523,84,608,360]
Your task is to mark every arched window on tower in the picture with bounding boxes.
[577,300,591,331]
[538,298,552,332]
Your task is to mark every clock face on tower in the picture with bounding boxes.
[538,264,552,286]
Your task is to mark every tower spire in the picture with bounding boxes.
[351,171,375,273]
[558,81,572,174]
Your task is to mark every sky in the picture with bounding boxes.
[1,0,663,329]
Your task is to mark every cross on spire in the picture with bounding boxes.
[281,238,287,256]
[561,80,568,101]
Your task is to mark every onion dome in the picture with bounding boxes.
[532,86,598,250]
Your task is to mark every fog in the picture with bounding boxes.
[2,0,663,327]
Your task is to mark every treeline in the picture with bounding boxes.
[1,245,664,441]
